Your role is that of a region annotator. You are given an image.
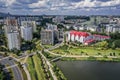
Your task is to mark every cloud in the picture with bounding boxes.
[0,0,120,15]
[0,0,16,7]
[29,0,49,8]
[101,0,120,7]
[71,0,120,9]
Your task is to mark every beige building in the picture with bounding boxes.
[41,30,54,45]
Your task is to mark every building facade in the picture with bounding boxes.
[21,26,33,41]
[7,31,21,50]
[106,24,120,33]
[67,30,110,45]
[21,21,37,32]
[41,24,59,45]
[41,30,54,45]
[68,31,93,43]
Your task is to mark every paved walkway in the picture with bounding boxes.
[39,52,58,80]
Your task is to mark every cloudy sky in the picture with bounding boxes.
[0,0,120,15]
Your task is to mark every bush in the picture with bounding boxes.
[103,55,107,58]
[88,56,96,60]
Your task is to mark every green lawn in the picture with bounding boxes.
[51,45,120,56]
[27,54,46,80]
[33,55,46,80]
[27,57,37,80]
[43,44,53,49]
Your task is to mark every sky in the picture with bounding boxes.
[0,0,120,15]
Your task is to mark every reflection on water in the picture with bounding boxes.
[56,61,120,80]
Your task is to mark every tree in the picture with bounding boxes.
[11,48,21,56]
[112,40,120,48]
[110,32,120,40]
[33,32,40,39]
[113,52,116,56]
[4,52,8,56]
[0,65,5,80]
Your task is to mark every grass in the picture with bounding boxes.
[61,57,120,62]
[27,54,46,80]
[51,45,120,56]
[17,63,27,80]
[33,55,46,80]
[8,68,14,80]
[27,57,38,80]
[43,44,53,49]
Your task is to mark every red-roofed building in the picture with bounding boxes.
[68,30,93,43]
[93,34,110,41]
[67,31,110,45]
[84,39,95,45]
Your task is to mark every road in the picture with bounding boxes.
[0,56,23,80]
[22,63,31,80]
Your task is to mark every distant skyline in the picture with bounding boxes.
[0,0,120,15]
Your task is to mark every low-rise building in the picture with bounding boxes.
[87,26,97,32]
[67,30,110,45]
[93,34,110,41]
[52,16,64,23]
[106,24,120,33]
[68,31,93,43]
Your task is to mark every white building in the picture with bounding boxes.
[7,31,21,50]
[67,30,110,45]
[68,31,93,43]
[21,21,37,32]
[87,26,97,32]
[52,16,64,23]
[21,26,33,41]
[106,24,120,33]
[46,23,57,30]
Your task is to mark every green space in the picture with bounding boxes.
[33,55,46,80]
[61,56,120,62]
[42,44,53,49]
[27,54,46,80]
[17,62,28,80]
[0,64,13,80]
[51,44,120,56]
[52,63,67,80]
[0,64,5,80]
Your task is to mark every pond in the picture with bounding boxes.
[56,61,120,80]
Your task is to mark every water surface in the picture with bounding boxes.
[56,61,120,80]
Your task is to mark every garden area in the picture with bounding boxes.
[26,53,54,80]
[26,54,46,80]
[51,44,120,56]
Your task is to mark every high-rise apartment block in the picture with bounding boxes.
[7,31,21,50]
[4,17,19,35]
[4,17,21,50]
[21,26,33,41]
[41,30,54,45]
[21,21,37,32]
[41,24,59,45]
